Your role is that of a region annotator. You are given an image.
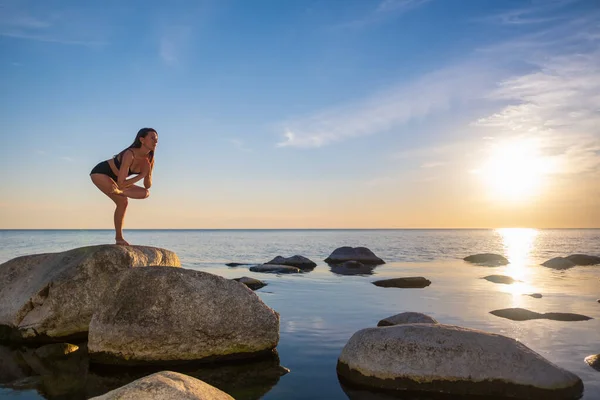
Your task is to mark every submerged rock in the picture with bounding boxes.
[325,247,385,265]
[525,293,543,299]
[337,324,583,399]
[490,308,592,322]
[89,371,234,400]
[377,312,438,327]
[265,255,316,270]
[249,264,301,274]
[233,277,267,291]
[0,245,180,343]
[226,263,254,267]
[372,277,431,288]
[566,254,600,266]
[88,267,279,366]
[585,354,600,372]
[542,257,576,270]
[483,275,519,284]
[463,253,508,266]
[330,261,376,276]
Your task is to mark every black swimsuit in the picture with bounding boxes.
[90,149,137,180]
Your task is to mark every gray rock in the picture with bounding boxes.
[585,354,600,372]
[490,308,592,321]
[88,267,279,365]
[372,277,431,288]
[89,371,234,400]
[463,253,508,266]
[233,277,267,291]
[566,254,600,266]
[337,324,583,399]
[249,264,301,274]
[324,247,385,265]
[0,245,180,343]
[265,255,316,270]
[377,312,438,327]
[542,257,576,270]
[483,275,518,284]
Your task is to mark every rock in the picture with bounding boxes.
[330,261,376,276]
[372,277,431,288]
[249,264,301,274]
[89,371,234,400]
[490,308,593,321]
[526,293,543,299]
[585,354,600,372]
[88,267,279,365]
[0,245,180,343]
[337,324,583,399]
[377,312,438,327]
[463,253,508,266]
[324,247,385,265]
[265,255,317,270]
[33,343,79,360]
[483,275,518,284]
[233,277,267,291]
[566,254,600,266]
[226,263,254,267]
[542,257,576,270]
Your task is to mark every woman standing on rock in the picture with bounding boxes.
[90,128,158,246]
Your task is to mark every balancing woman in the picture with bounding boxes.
[90,128,158,245]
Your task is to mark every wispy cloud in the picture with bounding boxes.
[0,1,107,46]
[276,61,495,148]
[337,0,431,29]
[60,156,74,162]
[226,138,252,152]
[159,26,192,66]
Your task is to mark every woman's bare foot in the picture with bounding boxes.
[116,238,130,246]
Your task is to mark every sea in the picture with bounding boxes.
[0,229,599,400]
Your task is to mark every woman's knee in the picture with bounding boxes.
[115,196,128,207]
[143,189,150,199]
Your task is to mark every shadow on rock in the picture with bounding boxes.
[329,261,377,276]
[87,351,289,400]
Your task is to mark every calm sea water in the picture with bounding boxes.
[0,229,599,399]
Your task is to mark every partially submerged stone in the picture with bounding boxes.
[249,264,301,274]
[89,371,234,400]
[0,245,180,343]
[585,354,600,372]
[377,312,438,327]
[483,275,518,284]
[372,277,431,288]
[330,261,376,276]
[526,293,543,299]
[88,267,279,365]
[325,247,385,265]
[337,324,583,399]
[233,277,267,291]
[542,257,576,270]
[265,255,316,270]
[463,253,508,266]
[566,254,600,266]
[490,308,592,322]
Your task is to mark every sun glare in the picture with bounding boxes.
[476,139,555,202]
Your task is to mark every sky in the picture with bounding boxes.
[0,0,599,229]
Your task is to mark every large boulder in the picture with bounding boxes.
[325,247,385,265]
[463,253,508,266]
[542,257,576,270]
[337,324,583,399]
[0,245,180,343]
[265,255,317,270]
[89,371,234,400]
[566,254,600,266]
[88,267,279,365]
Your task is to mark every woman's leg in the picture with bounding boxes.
[91,174,149,245]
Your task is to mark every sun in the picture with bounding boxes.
[476,138,554,202]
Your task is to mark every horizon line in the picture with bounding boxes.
[1,227,598,231]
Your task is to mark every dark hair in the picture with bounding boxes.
[116,128,157,166]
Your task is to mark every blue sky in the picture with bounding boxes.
[1,0,599,228]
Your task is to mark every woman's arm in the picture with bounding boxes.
[116,151,147,189]
[143,159,153,189]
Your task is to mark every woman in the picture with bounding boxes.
[90,128,158,245]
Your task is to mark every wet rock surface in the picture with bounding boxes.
[265,255,317,270]
[463,254,508,266]
[325,247,385,265]
[372,277,431,288]
[490,308,593,322]
[483,275,519,284]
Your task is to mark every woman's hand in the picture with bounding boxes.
[140,159,152,177]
